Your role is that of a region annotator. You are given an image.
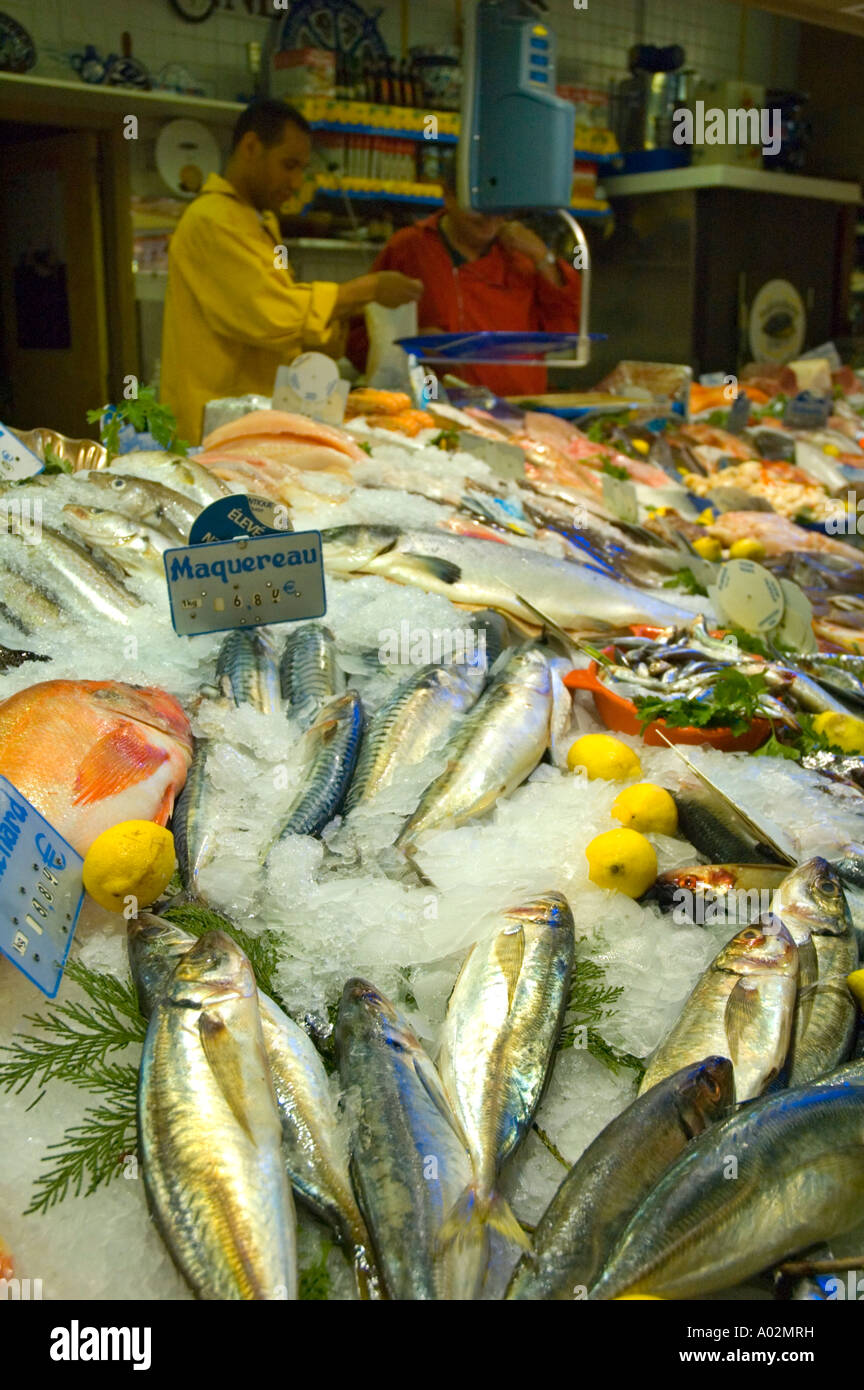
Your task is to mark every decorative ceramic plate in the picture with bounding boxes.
[0,11,36,73]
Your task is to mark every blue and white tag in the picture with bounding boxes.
[189,493,291,546]
[0,422,44,482]
[0,777,84,998]
[164,530,327,637]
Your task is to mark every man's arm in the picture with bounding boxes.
[332,270,424,319]
[497,220,581,330]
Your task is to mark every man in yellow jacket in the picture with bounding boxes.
[161,99,422,444]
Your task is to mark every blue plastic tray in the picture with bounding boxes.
[397,330,605,363]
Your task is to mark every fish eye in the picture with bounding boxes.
[817,876,839,897]
[740,929,760,941]
[111,477,125,489]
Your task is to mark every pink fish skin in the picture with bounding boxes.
[201,409,366,463]
[0,680,192,856]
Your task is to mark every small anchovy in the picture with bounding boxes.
[216,628,281,713]
[263,689,363,852]
[280,622,341,728]
[172,733,214,897]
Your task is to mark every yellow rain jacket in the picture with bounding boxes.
[161,174,343,444]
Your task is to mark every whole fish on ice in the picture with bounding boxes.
[138,931,296,1300]
[320,525,699,634]
[0,679,192,856]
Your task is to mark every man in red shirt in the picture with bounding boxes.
[349,177,581,398]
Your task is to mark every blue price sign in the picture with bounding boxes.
[0,777,84,997]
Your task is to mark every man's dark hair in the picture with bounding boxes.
[231,99,310,152]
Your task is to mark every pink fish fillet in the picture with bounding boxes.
[201,409,367,462]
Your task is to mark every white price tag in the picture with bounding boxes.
[601,472,639,523]
[273,353,349,425]
[710,560,785,635]
[0,423,44,482]
[457,431,525,482]
[0,778,84,997]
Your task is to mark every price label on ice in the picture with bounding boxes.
[164,531,327,637]
[0,422,44,482]
[0,777,84,998]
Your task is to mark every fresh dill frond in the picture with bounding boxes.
[299,1240,333,1300]
[0,963,145,1096]
[25,1091,138,1215]
[559,953,644,1079]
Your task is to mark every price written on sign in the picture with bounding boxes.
[0,777,84,997]
[163,529,327,637]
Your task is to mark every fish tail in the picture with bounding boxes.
[439,1185,530,1254]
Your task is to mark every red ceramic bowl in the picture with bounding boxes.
[563,661,772,752]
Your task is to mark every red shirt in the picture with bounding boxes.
[348,212,581,398]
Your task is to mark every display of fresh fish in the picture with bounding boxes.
[336,978,474,1300]
[75,469,199,541]
[639,920,799,1101]
[709,511,863,562]
[507,1056,734,1300]
[128,913,375,1289]
[395,646,552,852]
[1,519,143,626]
[0,679,192,856]
[589,1068,864,1300]
[62,505,175,575]
[344,612,506,817]
[138,931,297,1300]
[216,628,281,713]
[320,525,698,634]
[437,893,575,1274]
[798,653,864,708]
[107,451,230,507]
[262,690,362,853]
[772,858,859,1084]
[280,622,340,728]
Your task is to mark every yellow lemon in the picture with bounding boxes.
[693,536,722,561]
[586,828,658,898]
[728,538,766,561]
[847,969,864,1008]
[83,820,176,914]
[631,438,650,454]
[696,508,714,526]
[567,734,642,781]
[812,711,864,754]
[823,443,840,456]
[611,783,678,836]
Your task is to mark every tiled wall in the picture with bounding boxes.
[548,0,800,91]
[5,0,798,103]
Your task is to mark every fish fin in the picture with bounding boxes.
[391,555,461,586]
[493,924,525,1010]
[153,784,175,826]
[197,1011,256,1145]
[72,724,169,806]
[439,1186,530,1253]
[724,978,761,1062]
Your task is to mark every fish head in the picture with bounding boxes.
[499,645,552,692]
[321,525,400,568]
[79,471,146,506]
[337,977,421,1055]
[127,911,194,1013]
[717,918,798,977]
[82,681,193,755]
[673,1056,734,1137]
[169,930,255,1007]
[774,857,852,940]
[503,891,574,934]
